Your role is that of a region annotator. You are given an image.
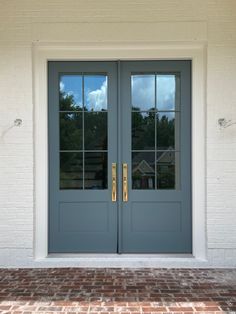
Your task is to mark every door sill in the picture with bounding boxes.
[33,253,209,267]
[48,253,193,258]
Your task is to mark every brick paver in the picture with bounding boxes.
[0,268,236,313]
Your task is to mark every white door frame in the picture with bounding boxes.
[33,42,207,266]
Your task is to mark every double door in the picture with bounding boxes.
[48,60,191,253]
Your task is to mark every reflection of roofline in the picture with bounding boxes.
[156,147,174,163]
[133,149,175,175]
[133,159,155,174]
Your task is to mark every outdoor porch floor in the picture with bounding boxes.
[0,268,236,314]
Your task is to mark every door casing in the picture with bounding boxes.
[34,43,206,263]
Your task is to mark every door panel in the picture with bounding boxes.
[48,61,118,253]
[120,61,191,253]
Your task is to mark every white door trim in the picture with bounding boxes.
[33,42,207,265]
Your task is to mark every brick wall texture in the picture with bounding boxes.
[0,0,236,266]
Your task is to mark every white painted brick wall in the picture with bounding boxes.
[0,0,236,266]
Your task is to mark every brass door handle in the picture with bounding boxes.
[123,163,128,202]
[112,163,117,202]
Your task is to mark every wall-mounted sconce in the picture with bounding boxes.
[14,119,23,127]
[0,119,23,139]
[218,118,236,129]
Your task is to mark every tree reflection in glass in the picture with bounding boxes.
[59,75,108,190]
[132,111,155,150]
[131,73,179,190]
[84,112,107,150]
[60,113,83,150]
[60,75,82,111]
[156,112,175,150]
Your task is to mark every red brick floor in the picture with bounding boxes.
[0,268,236,313]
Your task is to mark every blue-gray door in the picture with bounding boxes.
[48,62,118,252]
[48,60,191,253]
[120,61,191,253]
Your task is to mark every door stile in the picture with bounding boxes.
[117,60,122,254]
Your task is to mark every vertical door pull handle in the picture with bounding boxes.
[112,163,117,202]
[123,163,128,202]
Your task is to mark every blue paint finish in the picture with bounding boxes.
[48,61,191,253]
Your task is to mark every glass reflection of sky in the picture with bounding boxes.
[131,74,177,111]
[60,73,176,112]
[60,75,82,108]
[59,75,107,111]
[84,76,107,111]
[156,75,176,111]
[132,75,155,111]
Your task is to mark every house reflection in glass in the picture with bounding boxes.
[156,150,175,189]
[132,152,155,189]
[132,150,176,190]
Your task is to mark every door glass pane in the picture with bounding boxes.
[132,152,155,189]
[156,112,176,150]
[156,151,178,189]
[60,113,83,150]
[131,73,180,190]
[156,75,179,111]
[84,152,107,189]
[59,73,108,190]
[132,112,155,150]
[84,75,108,111]
[84,112,107,150]
[60,75,83,111]
[60,152,83,189]
[131,75,155,111]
